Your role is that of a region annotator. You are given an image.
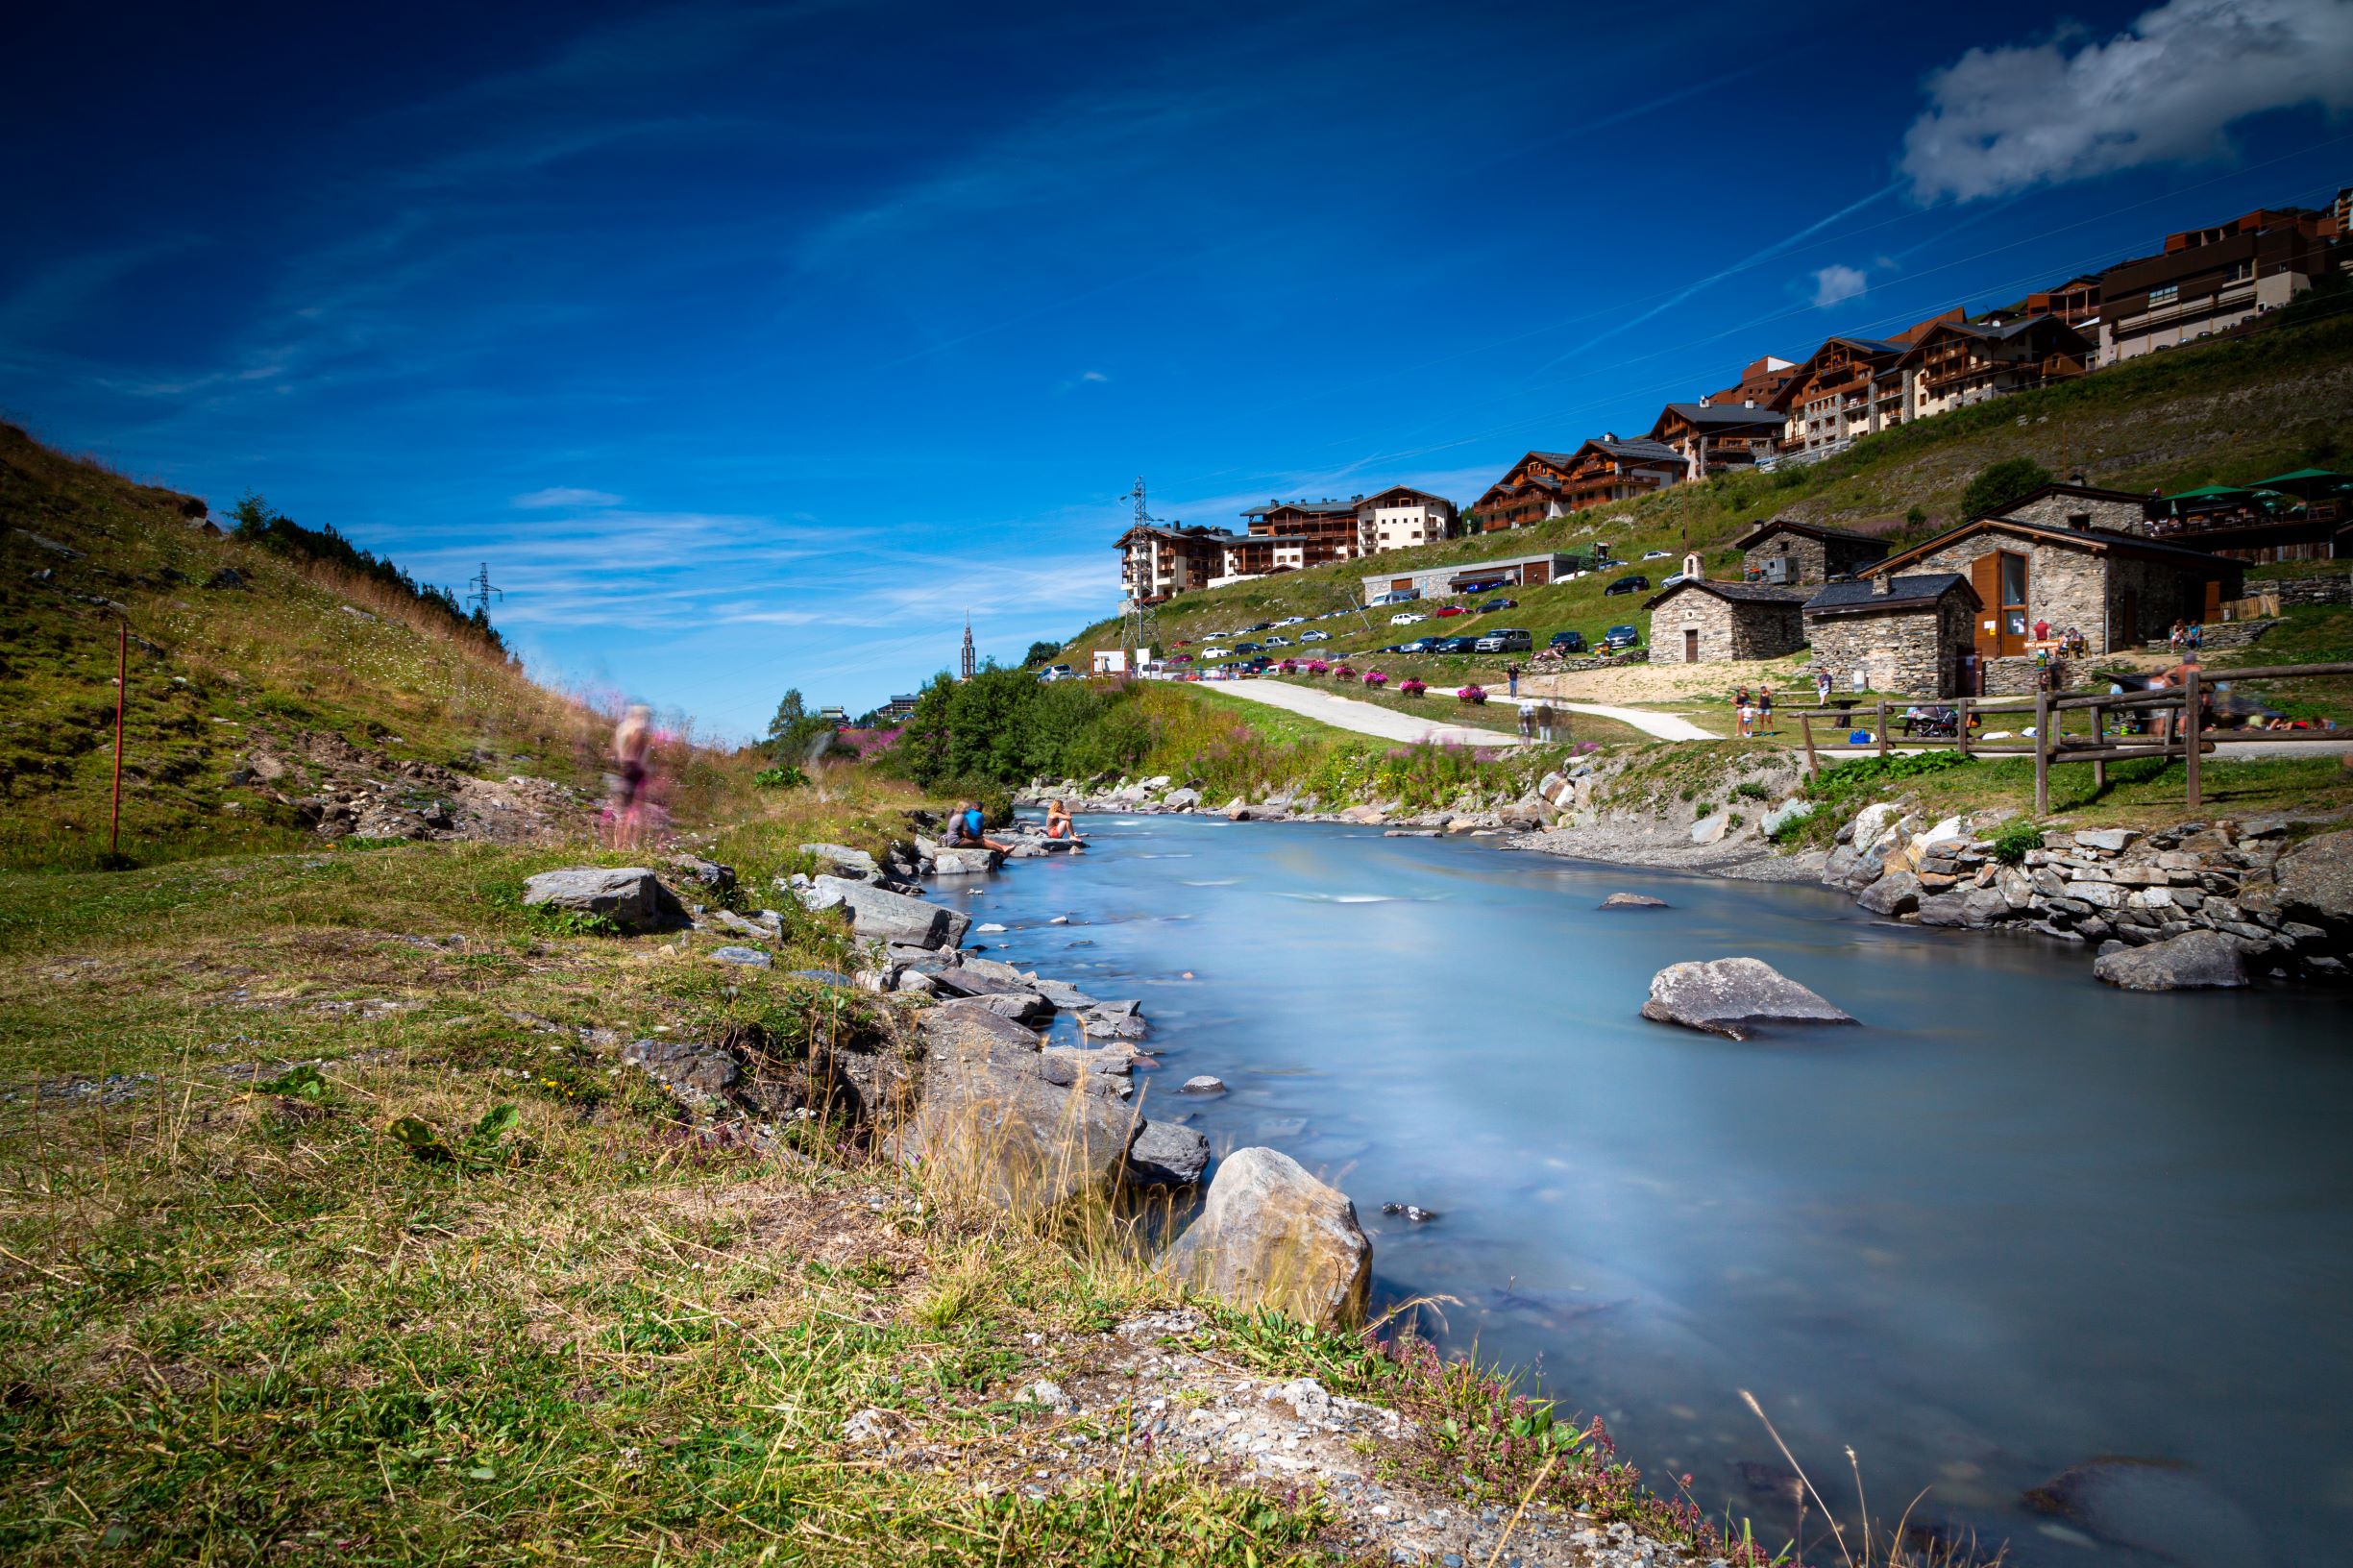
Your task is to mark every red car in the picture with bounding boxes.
[1434,604,1470,618]
[1169,652,1193,663]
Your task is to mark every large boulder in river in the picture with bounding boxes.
[1856,870,1922,917]
[2093,929,2248,992]
[2024,1458,2269,1568]
[1127,1120,1212,1187]
[1640,958,1856,1041]
[2240,828,2353,941]
[522,868,687,933]
[1158,1147,1371,1332]
[905,1000,1137,1215]
[806,875,969,949]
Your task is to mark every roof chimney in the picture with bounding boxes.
[1605,431,1617,442]
[1870,572,1893,597]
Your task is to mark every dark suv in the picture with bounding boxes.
[1602,624,1641,650]
[1604,574,1650,596]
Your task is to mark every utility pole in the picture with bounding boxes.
[1118,478,1160,672]
[465,562,503,619]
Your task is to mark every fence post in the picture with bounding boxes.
[1875,699,1889,758]
[1956,697,1971,758]
[1801,711,1818,777]
[2184,667,2202,810]
[111,621,127,858]
[2089,701,2106,791]
[2033,688,2050,816]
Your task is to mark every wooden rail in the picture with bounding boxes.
[1784,659,2350,812]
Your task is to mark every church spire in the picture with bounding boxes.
[959,613,975,681]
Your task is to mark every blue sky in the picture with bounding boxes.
[5,0,2349,735]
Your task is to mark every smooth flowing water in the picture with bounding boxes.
[950,814,2351,1567]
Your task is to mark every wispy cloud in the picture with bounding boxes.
[1901,0,2353,203]
[1808,263,1870,307]
[512,486,622,509]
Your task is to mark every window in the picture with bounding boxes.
[2150,283,2179,306]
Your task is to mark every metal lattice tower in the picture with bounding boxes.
[960,614,976,681]
[1118,478,1158,668]
[465,561,503,618]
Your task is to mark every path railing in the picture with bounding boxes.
[1787,660,2353,811]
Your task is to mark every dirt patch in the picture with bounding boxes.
[243,727,590,845]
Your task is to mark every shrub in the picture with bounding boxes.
[1991,817,2045,864]
[1959,456,2053,520]
[752,764,810,789]
[1306,660,1330,675]
[1363,670,1387,688]
[1278,658,1298,674]
[1399,678,1427,697]
[1458,685,1487,705]
[1332,663,1358,680]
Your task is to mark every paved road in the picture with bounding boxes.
[1211,679,1532,747]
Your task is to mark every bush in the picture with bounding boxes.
[1399,678,1427,697]
[1959,457,2053,521]
[1458,685,1487,705]
[752,764,810,789]
[1990,817,2045,864]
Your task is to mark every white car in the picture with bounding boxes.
[1276,616,1307,626]
[1298,629,1331,643]
[1389,611,1427,625]
[1201,646,1233,658]
[1264,635,1292,648]
[1642,550,1672,561]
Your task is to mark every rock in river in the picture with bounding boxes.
[2093,928,2248,992]
[804,874,970,950]
[2024,1458,2269,1568]
[1598,893,1668,910]
[1179,1075,1226,1095]
[522,868,687,933]
[1158,1146,1372,1332]
[1127,1119,1212,1187]
[1640,957,1856,1041]
[903,1001,1137,1215]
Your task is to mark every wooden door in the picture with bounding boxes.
[1391,578,1411,592]
[1683,628,1699,664]
[1970,554,2001,657]
[1526,562,1549,584]
[2203,578,2222,620]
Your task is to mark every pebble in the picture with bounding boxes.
[1379,1202,1439,1223]
[976,922,1007,933]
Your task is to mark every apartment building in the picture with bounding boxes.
[2095,209,2346,364]
[1468,439,1685,529]
[1647,401,1787,478]
[1705,354,1798,405]
[1354,485,1459,552]
[1900,314,2094,421]
[1115,523,1238,606]
[1771,310,1963,456]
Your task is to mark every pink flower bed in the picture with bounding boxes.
[1399,678,1427,697]
[1362,669,1388,688]
[1458,685,1487,705]
[1278,657,1299,674]
[1333,663,1358,680]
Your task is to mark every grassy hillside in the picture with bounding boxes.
[1060,312,2353,683]
[0,425,610,870]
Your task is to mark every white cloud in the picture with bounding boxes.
[512,486,622,509]
[1809,264,1871,307]
[1901,0,2353,203]
[1079,370,1110,382]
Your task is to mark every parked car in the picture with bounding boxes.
[1394,637,1434,654]
[1249,621,1274,632]
[1642,550,1672,561]
[1478,598,1518,613]
[1369,589,1421,606]
[1434,604,1470,618]
[1169,652,1193,664]
[1475,627,1533,653]
[1432,634,1479,653]
[1299,629,1331,643]
[1201,646,1233,658]
[1389,611,1427,625]
[1548,629,1587,652]
[1233,641,1263,653]
[1277,615,1307,626]
[1264,635,1292,648]
[1657,573,1687,591]
[1036,663,1075,681]
[1603,624,1641,649]
[1604,575,1650,596]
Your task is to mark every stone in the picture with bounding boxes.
[904,1001,1137,1215]
[1688,810,1729,845]
[670,854,737,894]
[522,868,688,933]
[1599,893,1669,910]
[2074,828,2138,853]
[1913,891,1973,927]
[808,875,969,949]
[1640,958,1856,1041]
[1179,1075,1226,1095]
[1856,870,1922,917]
[968,991,1055,1026]
[1338,804,1385,824]
[800,842,879,879]
[2023,1458,2265,1566]
[2241,828,2353,940]
[1157,1147,1372,1332]
[1162,787,1201,810]
[2093,930,2249,992]
[622,1037,740,1098]
[1759,798,1815,838]
[1224,799,1252,821]
[1127,1120,1213,1187]
[929,847,1000,876]
[1851,802,1904,852]
[1963,887,2017,927]
[708,944,772,968]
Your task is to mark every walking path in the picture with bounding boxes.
[1212,679,1531,747]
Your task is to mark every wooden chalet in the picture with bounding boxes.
[1470,439,1686,530]
[1900,315,2092,420]
[1468,452,1580,531]
[1648,402,1787,478]
[1704,355,1798,406]
[1771,310,1962,456]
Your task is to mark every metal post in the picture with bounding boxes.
[2033,689,2049,816]
[1801,711,1818,777]
[110,621,127,857]
[1875,699,1889,758]
[2183,667,2202,810]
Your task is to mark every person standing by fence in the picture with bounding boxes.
[1757,686,1774,735]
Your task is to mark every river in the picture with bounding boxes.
[950,813,2351,1566]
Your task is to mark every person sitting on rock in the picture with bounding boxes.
[1043,798,1086,846]
[943,800,1015,854]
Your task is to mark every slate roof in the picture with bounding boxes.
[1588,437,1685,465]
[1879,515,2243,574]
[1803,574,1977,616]
[1730,517,1890,551]
[1641,578,1811,611]
[1658,402,1785,428]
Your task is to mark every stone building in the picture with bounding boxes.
[1875,515,2242,657]
[1980,481,2153,536]
[1640,578,1809,663]
[1802,575,1981,698]
[1731,518,1891,585]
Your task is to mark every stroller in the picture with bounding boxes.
[1900,705,1960,739]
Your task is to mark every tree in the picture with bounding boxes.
[767,689,808,740]
[1022,641,1063,669]
[229,490,278,537]
[1959,458,2053,521]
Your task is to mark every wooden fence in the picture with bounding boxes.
[1786,660,2353,811]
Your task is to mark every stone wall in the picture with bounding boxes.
[1742,531,1884,585]
[1998,494,2148,535]
[1914,535,2113,653]
[1820,807,2352,978]
[1803,594,1969,698]
[2274,572,2353,608]
[2105,553,2220,646]
[1652,588,1805,662]
[1983,655,2071,696]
